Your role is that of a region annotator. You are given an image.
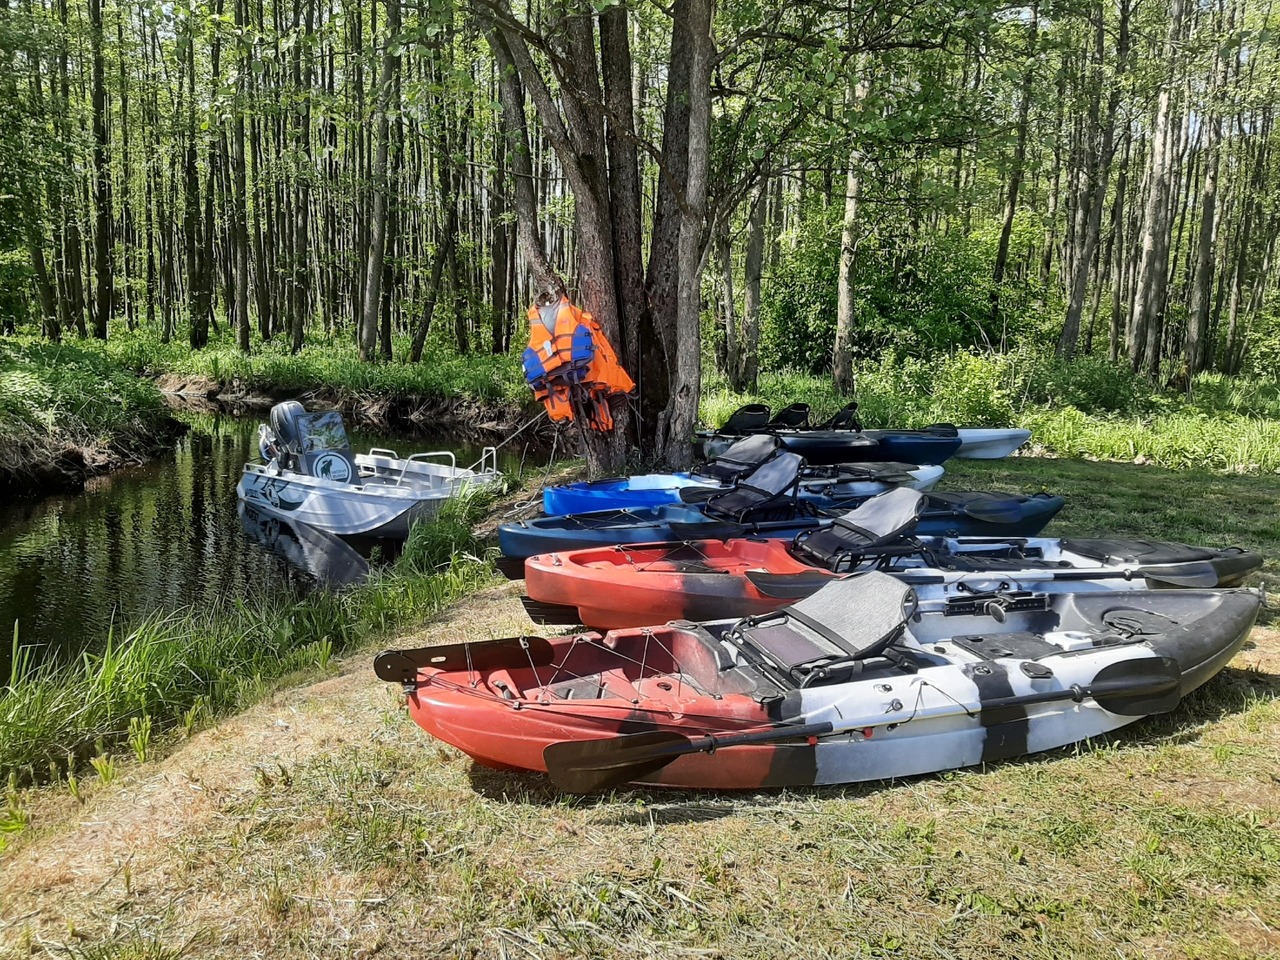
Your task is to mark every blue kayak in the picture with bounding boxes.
[543,462,945,515]
[497,491,1066,567]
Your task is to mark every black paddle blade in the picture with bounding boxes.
[520,596,585,626]
[495,556,528,580]
[1088,656,1183,716]
[1137,561,1225,589]
[545,730,692,793]
[743,569,834,600]
[373,635,555,683]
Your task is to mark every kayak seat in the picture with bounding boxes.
[703,452,805,523]
[791,488,926,572]
[817,401,862,431]
[692,434,781,485]
[732,572,916,685]
[768,402,811,428]
[721,404,771,433]
[1061,538,1225,565]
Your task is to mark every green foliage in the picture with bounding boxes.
[702,349,1280,473]
[96,325,529,405]
[396,487,500,576]
[759,210,1059,374]
[0,336,169,457]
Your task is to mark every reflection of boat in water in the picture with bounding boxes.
[238,501,371,587]
[237,401,500,537]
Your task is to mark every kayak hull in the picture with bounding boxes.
[542,464,945,515]
[954,428,1033,459]
[499,493,1066,562]
[524,536,1263,630]
[385,588,1260,790]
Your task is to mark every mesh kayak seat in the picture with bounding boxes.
[702,452,805,523]
[731,572,917,684]
[692,434,782,485]
[791,488,926,572]
[817,401,863,431]
[768,402,811,428]
[720,403,771,433]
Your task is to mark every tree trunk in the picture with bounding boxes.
[833,75,867,395]
[738,179,766,391]
[359,0,400,362]
[659,0,713,471]
[1130,0,1185,377]
[989,2,1038,339]
[88,0,112,339]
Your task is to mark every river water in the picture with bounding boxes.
[0,405,535,675]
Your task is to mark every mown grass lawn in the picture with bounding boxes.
[1,456,1277,959]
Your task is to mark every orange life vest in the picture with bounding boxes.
[522,298,634,432]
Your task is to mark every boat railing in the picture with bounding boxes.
[469,446,499,478]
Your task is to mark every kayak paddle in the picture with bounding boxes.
[543,656,1182,793]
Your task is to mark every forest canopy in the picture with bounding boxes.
[1,0,1278,467]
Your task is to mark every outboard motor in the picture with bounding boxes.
[266,401,358,483]
[269,400,308,470]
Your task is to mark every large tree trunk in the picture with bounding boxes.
[359,0,400,362]
[659,0,713,471]
[600,7,646,386]
[88,0,112,339]
[1129,0,1185,377]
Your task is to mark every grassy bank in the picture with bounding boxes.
[0,490,501,787]
[1,456,1276,960]
[0,338,177,493]
[702,353,1280,473]
[98,326,528,406]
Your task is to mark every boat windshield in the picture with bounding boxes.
[297,412,351,452]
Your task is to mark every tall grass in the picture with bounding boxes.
[98,325,529,405]
[0,493,499,783]
[0,337,171,464]
[701,351,1280,473]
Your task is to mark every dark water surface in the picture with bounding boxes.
[0,407,534,674]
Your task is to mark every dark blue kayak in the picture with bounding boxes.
[497,491,1066,567]
[696,426,961,466]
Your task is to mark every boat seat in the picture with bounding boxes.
[702,452,804,523]
[791,488,926,571]
[817,401,862,431]
[691,434,781,485]
[732,572,916,684]
[768,402,811,428]
[720,403,771,433]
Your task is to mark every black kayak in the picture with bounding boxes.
[696,403,963,465]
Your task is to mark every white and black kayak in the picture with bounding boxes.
[237,401,499,538]
[376,571,1261,791]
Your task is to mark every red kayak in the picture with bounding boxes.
[525,538,813,628]
[522,487,1262,630]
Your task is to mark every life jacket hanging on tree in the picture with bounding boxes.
[522,297,635,432]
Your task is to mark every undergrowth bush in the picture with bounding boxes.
[701,349,1280,473]
[96,325,528,405]
[0,337,168,455]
